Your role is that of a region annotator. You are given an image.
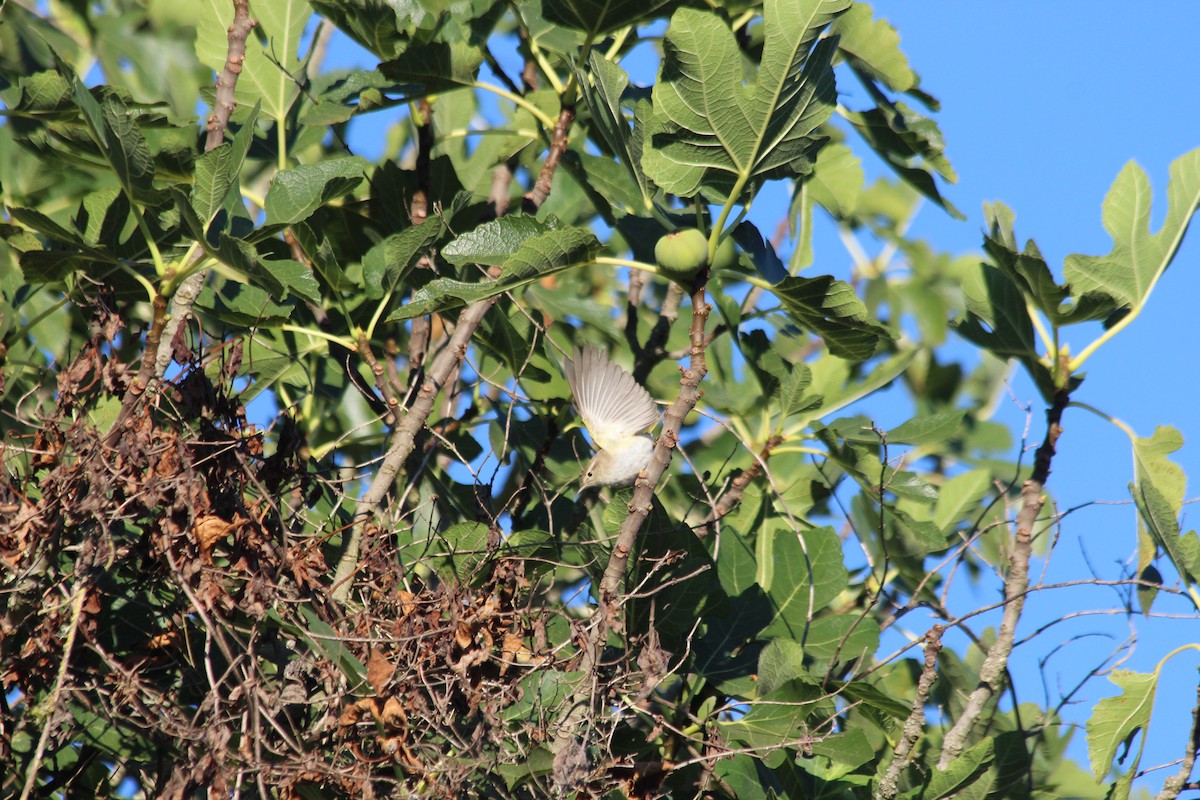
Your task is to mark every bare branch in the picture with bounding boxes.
[938,388,1069,767]
[154,0,257,380]
[874,626,943,800]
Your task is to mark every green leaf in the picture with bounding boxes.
[730,220,789,283]
[1086,669,1156,782]
[441,215,558,267]
[722,676,831,750]
[954,260,1063,400]
[13,70,75,116]
[305,0,410,59]
[843,73,961,217]
[190,103,259,229]
[833,3,915,92]
[543,0,673,36]
[69,78,158,203]
[771,275,891,360]
[97,94,156,199]
[806,143,864,219]
[886,410,964,445]
[1131,478,1200,586]
[777,363,816,421]
[379,41,482,92]
[757,639,808,695]
[1064,148,1200,311]
[802,615,879,668]
[195,0,311,122]
[387,226,601,321]
[435,521,491,582]
[503,669,586,722]
[1129,425,1199,587]
[933,468,992,535]
[1132,426,1187,518]
[791,348,916,429]
[362,218,446,298]
[279,605,368,687]
[714,755,772,800]
[760,525,848,639]
[810,728,875,771]
[983,202,1114,325]
[925,737,995,800]
[577,55,653,207]
[264,157,368,225]
[643,0,849,201]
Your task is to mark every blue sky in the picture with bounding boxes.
[869,3,1200,789]
[322,3,1200,789]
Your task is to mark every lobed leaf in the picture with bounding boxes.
[643,0,848,202]
[1086,670,1156,782]
[1064,148,1200,312]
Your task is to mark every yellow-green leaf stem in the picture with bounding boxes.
[474,82,558,130]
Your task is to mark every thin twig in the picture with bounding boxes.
[703,434,783,527]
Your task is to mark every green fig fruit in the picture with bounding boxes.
[654,228,709,282]
[711,235,738,271]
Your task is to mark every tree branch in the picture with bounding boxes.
[937,388,1069,766]
[154,0,257,380]
[1155,669,1200,800]
[521,104,575,212]
[331,290,500,603]
[332,94,577,604]
[875,625,943,800]
[551,274,712,791]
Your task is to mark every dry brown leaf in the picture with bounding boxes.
[454,621,474,650]
[380,696,406,728]
[366,648,396,694]
[192,514,233,562]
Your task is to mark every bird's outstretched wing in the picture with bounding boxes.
[564,346,659,451]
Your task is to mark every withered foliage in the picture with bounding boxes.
[0,295,688,799]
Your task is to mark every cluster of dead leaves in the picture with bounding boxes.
[335,573,557,789]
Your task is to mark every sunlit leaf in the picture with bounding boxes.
[643,0,848,202]
[1086,670,1156,782]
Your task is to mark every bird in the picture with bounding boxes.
[563,346,660,489]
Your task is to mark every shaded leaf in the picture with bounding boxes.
[264,157,368,225]
[543,0,674,36]
[772,274,891,360]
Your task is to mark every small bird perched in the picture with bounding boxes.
[563,346,660,489]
